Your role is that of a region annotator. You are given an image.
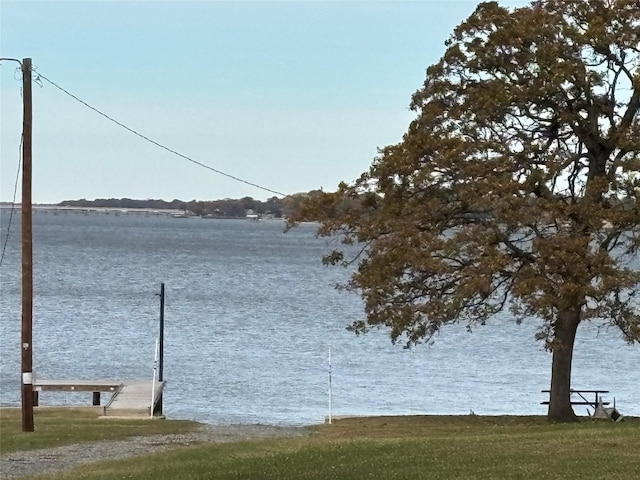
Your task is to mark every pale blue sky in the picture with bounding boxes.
[1,0,527,203]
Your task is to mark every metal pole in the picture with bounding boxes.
[157,282,164,414]
[328,345,332,425]
[21,57,34,432]
[159,283,164,382]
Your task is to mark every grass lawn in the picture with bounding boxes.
[0,407,200,453]
[3,412,639,480]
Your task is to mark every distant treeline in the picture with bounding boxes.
[58,191,322,218]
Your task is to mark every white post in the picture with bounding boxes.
[328,345,332,424]
[150,338,159,418]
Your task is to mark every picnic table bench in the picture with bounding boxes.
[541,389,610,408]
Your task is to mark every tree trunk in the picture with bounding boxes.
[547,307,581,422]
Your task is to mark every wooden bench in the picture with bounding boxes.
[541,389,610,409]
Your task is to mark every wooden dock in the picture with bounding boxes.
[33,379,165,418]
[104,381,165,417]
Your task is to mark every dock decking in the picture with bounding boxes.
[33,379,165,418]
[104,381,165,417]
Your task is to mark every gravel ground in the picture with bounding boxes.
[0,424,311,479]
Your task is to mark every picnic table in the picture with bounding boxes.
[541,389,610,408]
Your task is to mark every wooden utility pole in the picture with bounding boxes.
[21,57,34,432]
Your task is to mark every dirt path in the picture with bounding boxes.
[0,424,310,479]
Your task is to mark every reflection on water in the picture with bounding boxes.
[0,212,638,424]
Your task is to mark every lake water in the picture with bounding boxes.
[0,211,638,424]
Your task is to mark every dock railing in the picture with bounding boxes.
[150,338,160,418]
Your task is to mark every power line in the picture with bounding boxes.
[0,136,22,269]
[0,61,24,269]
[32,69,287,197]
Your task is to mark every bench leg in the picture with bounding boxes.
[33,390,39,407]
[92,392,100,406]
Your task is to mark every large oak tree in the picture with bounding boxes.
[290,0,639,421]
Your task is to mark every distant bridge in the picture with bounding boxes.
[0,204,189,216]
